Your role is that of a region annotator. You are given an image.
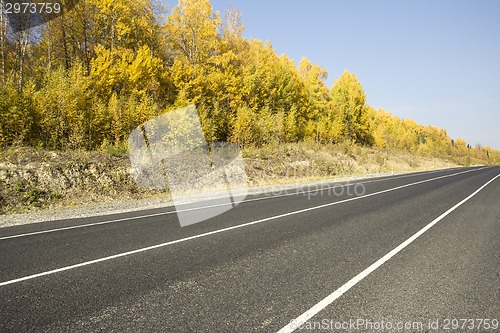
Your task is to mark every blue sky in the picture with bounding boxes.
[164,0,500,149]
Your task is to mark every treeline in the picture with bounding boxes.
[0,0,498,164]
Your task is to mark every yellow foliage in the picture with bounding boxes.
[232,106,258,146]
[0,0,498,166]
[164,0,221,65]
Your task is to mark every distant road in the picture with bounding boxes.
[1,167,499,332]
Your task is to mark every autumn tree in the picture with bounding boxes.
[0,84,34,147]
[220,7,247,56]
[330,70,371,145]
[90,44,164,100]
[0,1,7,83]
[164,0,220,66]
[33,65,92,149]
[0,0,498,167]
[298,57,330,141]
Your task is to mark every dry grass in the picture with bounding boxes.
[242,142,459,186]
[0,143,460,214]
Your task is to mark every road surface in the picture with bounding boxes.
[1,167,499,332]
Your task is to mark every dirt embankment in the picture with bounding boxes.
[0,144,460,215]
[0,148,147,214]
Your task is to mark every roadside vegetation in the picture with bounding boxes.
[0,0,498,214]
[0,143,463,215]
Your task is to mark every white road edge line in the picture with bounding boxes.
[0,168,467,240]
[277,172,500,333]
[0,168,486,287]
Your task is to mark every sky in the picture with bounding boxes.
[164,0,500,149]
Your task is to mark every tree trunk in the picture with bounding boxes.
[0,0,6,83]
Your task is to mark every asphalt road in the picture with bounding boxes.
[0,167,499,332]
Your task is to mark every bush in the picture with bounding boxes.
[0,85,34,148]
[231,106,259,146]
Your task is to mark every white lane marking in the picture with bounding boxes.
[0,168,467,240]
[0,211,173,241]
[277,173,500,333]
[0,168,485,286]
